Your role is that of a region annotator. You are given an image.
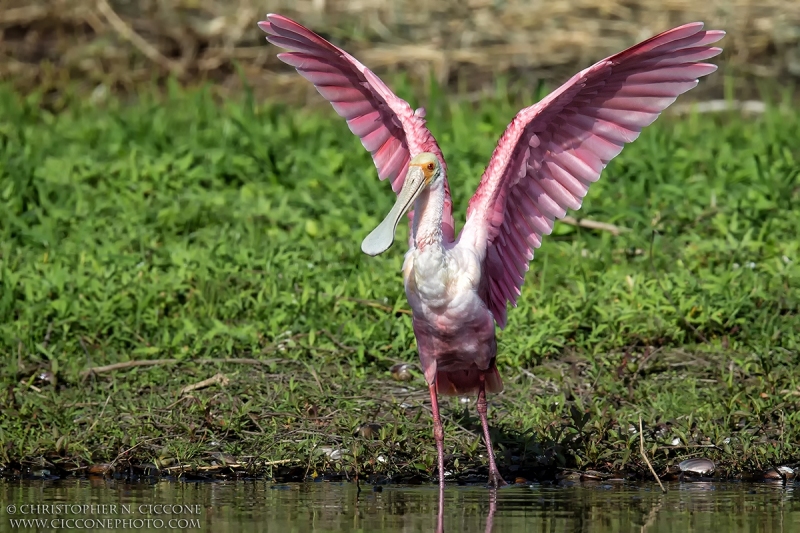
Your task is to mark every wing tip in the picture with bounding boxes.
[258,12,449,232]
[275,51,294,63]
[259,13,294,35]
[671,23,729,41]
[700,30,727,47]
[258,13,285,32]
[683,23,726,35]
[263,13,308,36]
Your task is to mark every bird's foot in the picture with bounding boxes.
[488,470,508,488]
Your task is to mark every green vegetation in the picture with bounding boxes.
[0,82,798,483]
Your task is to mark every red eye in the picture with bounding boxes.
[427,163,435,171]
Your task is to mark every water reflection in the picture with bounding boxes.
[1,479,798,532]
[435,486,496,533]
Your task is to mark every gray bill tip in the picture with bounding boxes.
[361,218,397,256]
[360,164,427,257]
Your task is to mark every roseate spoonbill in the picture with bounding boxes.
[258,14,724,488]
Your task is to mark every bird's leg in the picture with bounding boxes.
[436,481,445,533]
[428,383,446,488]
[477,375,507,488]
[485,488,498,533]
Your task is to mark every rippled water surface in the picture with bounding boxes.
[2,479,799,532]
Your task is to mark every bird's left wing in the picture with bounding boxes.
[459,23,724,328]
[258,14,455,243]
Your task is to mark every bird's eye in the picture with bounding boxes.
[427,163,435,171]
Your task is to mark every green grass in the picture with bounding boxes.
[0,81,799,483]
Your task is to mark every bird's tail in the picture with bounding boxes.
[435,362,503,396]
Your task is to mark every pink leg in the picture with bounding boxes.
[436,482,445,533]
[428,383,446,488]
[477,375,507,488]
[485,488,498,533]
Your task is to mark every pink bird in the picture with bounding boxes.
[258,14,724,488]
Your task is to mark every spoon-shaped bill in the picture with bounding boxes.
[361,166,427,256]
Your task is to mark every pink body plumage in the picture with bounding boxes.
[259,14,723,487]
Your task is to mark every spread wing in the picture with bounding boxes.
[258,14,455,242]
[459,22,725,328]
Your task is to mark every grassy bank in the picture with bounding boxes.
[1,84,799,483]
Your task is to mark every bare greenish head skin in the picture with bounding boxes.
[361,153,441,256]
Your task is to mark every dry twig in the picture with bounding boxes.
[81,359,177,378]
[19,380,42,393]
[561,216,630,236]
[639,416,666,493]
[108,436,173,470]
[640,496,664,533]
[180,373,229,395]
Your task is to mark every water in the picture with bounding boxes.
[2,479,799,532]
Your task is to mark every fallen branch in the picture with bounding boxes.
[639,416,667,493]
[180,373,229,395]
[561,216,630,236]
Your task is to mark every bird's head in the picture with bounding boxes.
[361,152,442,256]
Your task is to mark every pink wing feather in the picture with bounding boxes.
[460,22,725,328]
[258,14,456,243]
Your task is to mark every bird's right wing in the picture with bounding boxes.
[459,23,724,328]
[259,14,455,243]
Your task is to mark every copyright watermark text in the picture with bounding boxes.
[5,503,202,529]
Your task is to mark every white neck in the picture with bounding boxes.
[412,182,445,250]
